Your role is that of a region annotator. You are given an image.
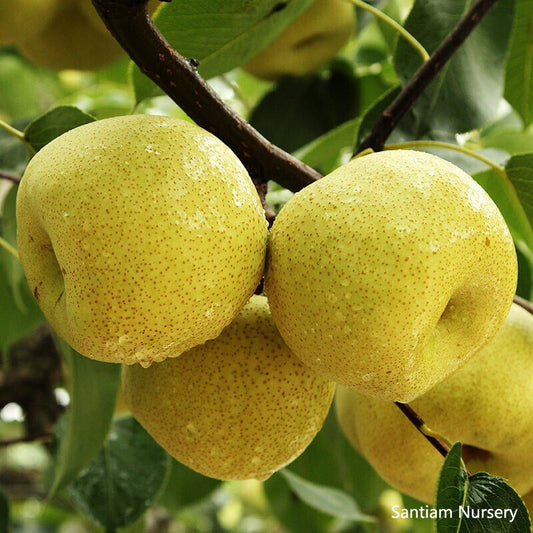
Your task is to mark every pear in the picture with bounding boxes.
[243,0,355,81]
[16,114,268,366]
[336,303,533,503]
[122,295,336,481]
[18,0,125,71]
[0,0,60,46]
[265,149,517,402]
[15,0,158,71]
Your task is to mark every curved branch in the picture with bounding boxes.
[91,0,321,194]
[0,170,21,184]
[514,295,533,315]
[356,0,500,154]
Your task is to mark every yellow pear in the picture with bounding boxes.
[336,303,533,503]
[265,149,517,402]
[122,295,336,481]
[0,0,60,45]
[243,0,355,81]
[16,114,268,366]
[18,0,124,70]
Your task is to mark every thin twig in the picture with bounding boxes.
[395,402,450,459]
[514,295,533,315]
[91,0,321,194]
[350,0,429,62]
[0,170,21,184]
[396,402,473,476]
[0,236,19,261]
[356,0,500,154]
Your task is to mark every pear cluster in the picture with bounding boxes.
[336,302,533,503]
[0,0,157,70]
[16,114,518,482]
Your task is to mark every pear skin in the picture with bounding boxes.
[266,150,517,402]
[16,115,268,366]
[123,295,336,481]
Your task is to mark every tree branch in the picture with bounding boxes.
[91,0,321,194]
[0,170,21,184]
[513,295,533,315]
[356,0,500,154]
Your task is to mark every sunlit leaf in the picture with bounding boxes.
[279,469,375,523]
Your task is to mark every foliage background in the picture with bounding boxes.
[0,0,532,531]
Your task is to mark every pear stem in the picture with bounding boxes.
[349,0,430,63]
[384,141,507,178]
[90,0,321,194]
[0,237,20,261]
[395,403,473,476]
[356,0,501,154]
[0,170,21,184]
[0,119,35,155]
[0,119,25,143]
[394,402,450,458]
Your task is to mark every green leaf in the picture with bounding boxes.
[505,154,533,232]
[279,469,375,524]
[264,411,386,533]
[460,474,530,532]
[49,339,121,497]
[473,165,533,294]
[24,106,95,152]
[0,120,29,176]
[436,443,467,532]
[435,443,531,532]
[2,185,25,295]
[473,165,533,248]
[516,244,532,299]
[0,187,44,352]
[249,60,358,154]
[294,118,359,175]
[504,0,533,126]
[289,411,389,511]
[264,473,333,533]
[158,459,220,512]
[132,0,314,101]
[394,0,514,136]
[68,416,169,529]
